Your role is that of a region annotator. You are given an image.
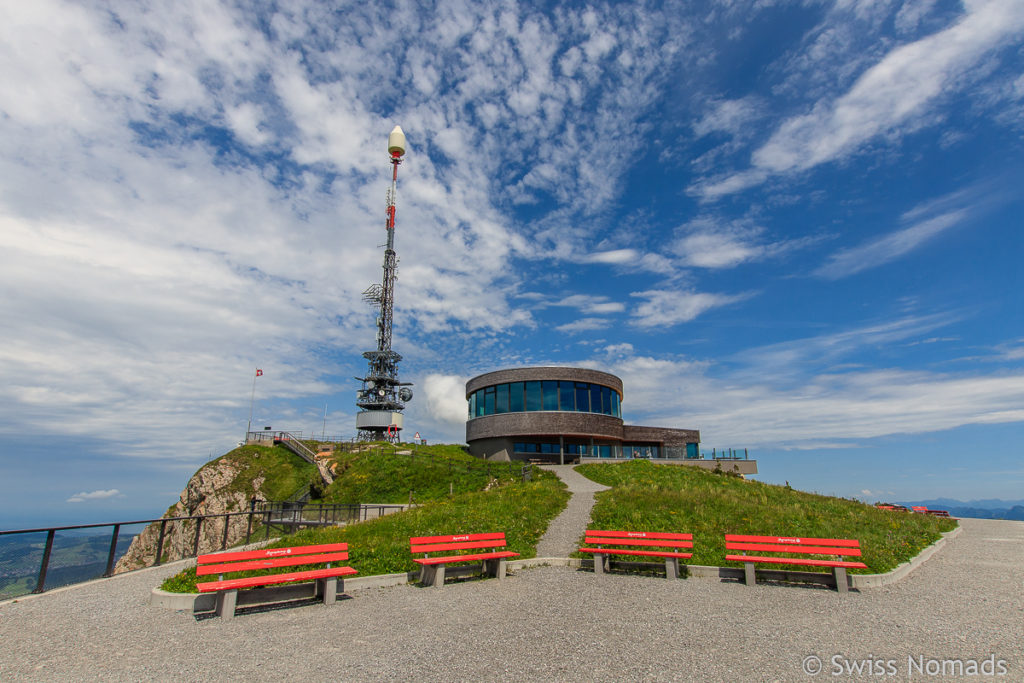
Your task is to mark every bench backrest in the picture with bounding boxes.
[725,534,862,557]
[410,532,508,556]
[196,542,350,577]
[911,506,928,513]
[583,530,693,549]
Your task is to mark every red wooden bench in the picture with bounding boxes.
[196,542,357,619]
[579,530,693,579]
[725,534,867,593]
[409,532,519,588]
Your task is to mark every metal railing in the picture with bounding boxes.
[274,431,319,465]
[701,448,749,460]
[0,501,408,599]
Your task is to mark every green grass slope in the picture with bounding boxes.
[211,444,321,502]
[321,443,527,504]
[161,466,569,592]
[576,460,957,574]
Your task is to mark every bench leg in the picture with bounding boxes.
[593,554,604,575]
[744,562,756,586]
[317,577,337,605]
[483,557,506,579]
[665,557,679,580]
[215,589,238,619]
[431,564,446,588]
[833,566,848,593]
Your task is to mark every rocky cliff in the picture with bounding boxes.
[114,445,318,573]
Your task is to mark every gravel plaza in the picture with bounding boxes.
[0,516,1021,682]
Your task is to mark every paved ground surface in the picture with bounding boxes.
[1,517,1020,682]
[534,464,609,558]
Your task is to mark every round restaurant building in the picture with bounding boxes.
[465,367,701,464]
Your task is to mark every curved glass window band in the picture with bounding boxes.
[469,381,622,418]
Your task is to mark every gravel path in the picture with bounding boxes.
[1,518,1020,682]
[534,465,609,558]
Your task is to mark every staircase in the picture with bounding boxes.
[276,432,334,486]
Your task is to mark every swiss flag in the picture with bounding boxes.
[256,369,263,376]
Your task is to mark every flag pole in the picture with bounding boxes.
[246,369,260,442]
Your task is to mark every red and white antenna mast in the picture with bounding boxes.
[356,126,414,442]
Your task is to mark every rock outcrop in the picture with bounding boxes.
[115,454,282,573]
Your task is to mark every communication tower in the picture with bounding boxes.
[355,126,413,441]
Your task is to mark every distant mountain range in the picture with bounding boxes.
[898,499,1024,521]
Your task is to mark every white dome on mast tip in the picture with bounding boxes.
[387,125,406,157]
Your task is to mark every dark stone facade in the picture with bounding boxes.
[466,411,625,442]
[622,425,699,447]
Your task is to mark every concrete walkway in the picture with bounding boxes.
[1,518,1021,681]
[534,465,609,558]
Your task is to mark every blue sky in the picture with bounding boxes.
[1,0,1022,526]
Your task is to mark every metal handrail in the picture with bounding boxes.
[0,502,402,599]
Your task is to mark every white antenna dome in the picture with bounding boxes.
[388,125,406,157]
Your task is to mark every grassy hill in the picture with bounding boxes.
[214,444,322,502]
[160,449,959,592]
[161,466,570,592]
[576,460,958,574]
[320,443,526,504]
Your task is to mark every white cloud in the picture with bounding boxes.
[582,249,640,264]
[602,343,634,356]
[730,314,959,380]
[556,317,611,333]
[697,0,1024,197]
[630,289,748,328]
[815,209,967,279]
[224,103,270,147]
[422,374,469,425]
[6,0,695,454]
[554,295,625,315]
[67,489,121,503]
[894,0,940,33]
[693,96,765,138]
[675,231,762,269]
[604,346,1024,449]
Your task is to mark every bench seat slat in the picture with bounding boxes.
[196,551,350,576]
[413,550,519,566]
[725,534,860,547]
[586,530,692,541]
[197,542,348,564]
[409,532,506,545]
[584,537,693,549]
[411,539,508,554]
[726,542,862,556]
[196,565,358,592]
[581,548,692,559]
[725,554,867,569]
